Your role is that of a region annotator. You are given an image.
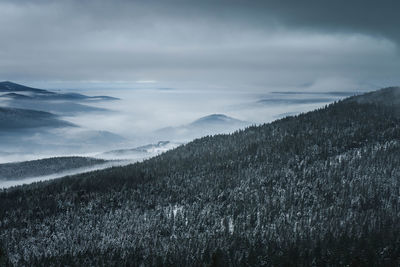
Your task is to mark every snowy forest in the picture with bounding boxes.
[1,88,400,266]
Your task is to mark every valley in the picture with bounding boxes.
[1,87,399,265]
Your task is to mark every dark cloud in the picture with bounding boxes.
[194,0,399,44]
[0,0,399,91]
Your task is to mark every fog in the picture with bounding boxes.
[0,83,363,188]
[63,86,357,135]
[0,84,358,164]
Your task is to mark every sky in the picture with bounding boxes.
[0,0,400,92]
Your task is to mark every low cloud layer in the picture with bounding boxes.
[0,0,399,91]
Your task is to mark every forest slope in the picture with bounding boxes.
[0,157,107,181]
[1,88,400,266]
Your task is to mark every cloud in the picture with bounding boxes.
[0,0,399,91]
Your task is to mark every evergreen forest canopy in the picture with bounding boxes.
[1,87,400,266]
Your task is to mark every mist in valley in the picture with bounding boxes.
[0,82,354,187]
[0,85,353,159]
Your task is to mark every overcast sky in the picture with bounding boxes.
[0,0,399,91]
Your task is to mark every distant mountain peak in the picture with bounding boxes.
[199,114,231,120]
[191,114,244,125]
[0,81,49,93]
[1,81,21,85]
[206,113,228,118]
[155,113,251,141]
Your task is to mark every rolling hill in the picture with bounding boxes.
[0,107,74,130]
[1,87,400,265]
[155,114,251,141]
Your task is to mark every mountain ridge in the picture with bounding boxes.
[0,106,75,130]
[99,141,181,160]
[0,81,52,94]
[0,81,119,101]
[345,86,400,106]
[0,156,107,181]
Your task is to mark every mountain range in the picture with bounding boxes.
[0,82,126,155]
[0,81,118,101]
[1,87,400,265]
[0,81,117,115]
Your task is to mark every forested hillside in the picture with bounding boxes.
[0,157,107,180]
[1,88,400,266]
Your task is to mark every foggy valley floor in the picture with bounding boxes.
[0,81,351,187]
